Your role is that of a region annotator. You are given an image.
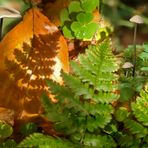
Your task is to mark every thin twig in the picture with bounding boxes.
[0,18,3,40]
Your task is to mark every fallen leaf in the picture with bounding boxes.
[0,8,69,123]
[0,107,14,125]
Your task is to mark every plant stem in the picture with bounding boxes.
[0,18,3,40]
[98,0,102,13]
[132,23,137,77]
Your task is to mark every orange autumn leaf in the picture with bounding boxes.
[0,8,69,123]
[0,8,69,72]
[44,0,71,26]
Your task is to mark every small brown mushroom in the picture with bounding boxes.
[0,6,21,40]
[122,62,133,69]
[130,15,144,24]
[129,15,143,77]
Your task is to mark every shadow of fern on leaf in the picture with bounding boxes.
[1,33,60,122]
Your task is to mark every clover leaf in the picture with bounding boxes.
[63,21,75,39]
[60,8,70,25]
[80,0,98,12]
[76,12,93,24]
[71,22,98,40]
[68,1,83,14]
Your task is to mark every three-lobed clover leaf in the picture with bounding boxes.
[68,1,82,14]
[80,0,98,12]
[71,22,98,40]
[76,12,93,24]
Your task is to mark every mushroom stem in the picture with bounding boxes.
[0,18,3,40]
[132,23,137,77]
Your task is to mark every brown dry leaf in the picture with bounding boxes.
[44,0,71,26]
[0,8,69,123]
[0,107,14,125]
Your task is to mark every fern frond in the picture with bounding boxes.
[71,61,118,91]
[83,134,116,148]
[118,135,140,148]
[86,113,112,132]
[41,93,69,122]
[83,103,113,115]
[62,73,94,99]
[93,92,118,103]
[44,40,119,145]
[78,43,118,75]
[18,133,74,148]
[124,119,148,138]
[132,86,148,126]
[41,91,88,123]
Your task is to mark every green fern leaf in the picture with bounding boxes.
[62,72,94,99]
[46,80,88,114]
[132,86,148,126]
[18,133,74,148]
[118,135,141,148]
[93,92,118,103]
[44,40,119,145]
[124,119,148,138]
[0,139,17,148]
[83,103,113,115]
[78,43,118,75]
[71,61,118,91]
[83,134,116,148]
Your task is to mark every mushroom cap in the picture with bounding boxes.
[122,62,133,69]
[0,6,21,19]
[129,15,144,24]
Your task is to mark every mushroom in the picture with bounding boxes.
[122,62,133,69]
[122,62,134,77]
[130,15,144,24]
[0,6,21,40]
[129,15,144,77]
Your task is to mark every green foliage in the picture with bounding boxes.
[119,43,148,102]
[83,134,116,148]
[18,133,74,148]
[20,122,38,136]
[123,43,148,77]
[60,0,99,40]
[60,0,112,40]
[102,0,148,27]
[114,107,129,122]
[132,86,148,126]
[0,139,17,148]
[124,119,147,138]
[39,40,119,147]
[0,123,13,139]
[80,0,98,12]
[139,43,148,72]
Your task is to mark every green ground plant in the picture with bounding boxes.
[18,40,148,148]
[60,0,112,40]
